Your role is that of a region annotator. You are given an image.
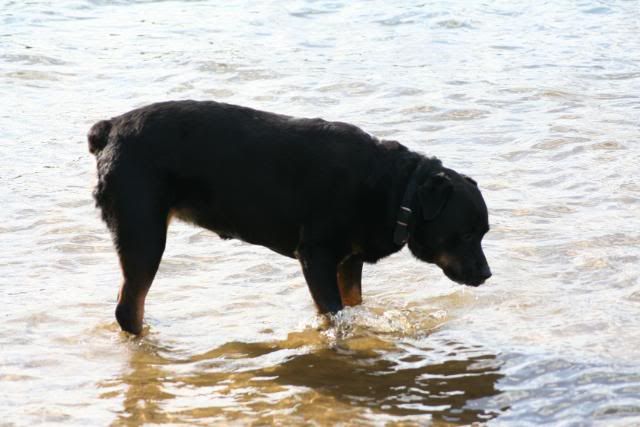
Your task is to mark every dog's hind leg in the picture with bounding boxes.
[337,255,363,307]
[101,173,170,335]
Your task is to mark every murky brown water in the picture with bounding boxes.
[2,1,639,425]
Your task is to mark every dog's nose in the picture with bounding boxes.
[467,266,491,286]
[479,266,492,283]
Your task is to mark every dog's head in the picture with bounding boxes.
[407,167,491,286]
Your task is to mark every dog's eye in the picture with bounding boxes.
[462,233,473,241]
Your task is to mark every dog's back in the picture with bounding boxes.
[90,100,402,257]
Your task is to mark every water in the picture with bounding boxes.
[1,1,639,425]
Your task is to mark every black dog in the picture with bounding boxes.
[89,100,491,334]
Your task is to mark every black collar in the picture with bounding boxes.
[393,160,424,247]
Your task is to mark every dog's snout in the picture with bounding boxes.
[464,265,491,287]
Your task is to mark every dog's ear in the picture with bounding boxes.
[418,172,453,220]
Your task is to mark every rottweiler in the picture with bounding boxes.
[88,100,491,334]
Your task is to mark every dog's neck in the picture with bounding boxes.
[355,143,439,262]
[391,155,442,248]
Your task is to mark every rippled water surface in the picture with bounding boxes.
[2,1,639,425]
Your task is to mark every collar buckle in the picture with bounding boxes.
[393,206,412,246]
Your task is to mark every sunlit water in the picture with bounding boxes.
[1,1,639,425]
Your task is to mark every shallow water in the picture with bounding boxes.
[1,1,639,425]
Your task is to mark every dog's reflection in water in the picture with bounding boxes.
[103,331,504,425]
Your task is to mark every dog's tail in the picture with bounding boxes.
[88,120,112,155]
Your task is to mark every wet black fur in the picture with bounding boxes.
[89,100,491,333]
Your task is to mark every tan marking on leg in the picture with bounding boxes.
[338,280,362,306]
[337,256,363,307]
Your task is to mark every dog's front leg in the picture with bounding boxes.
[337,255,363,307]
[297,244,344,314]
